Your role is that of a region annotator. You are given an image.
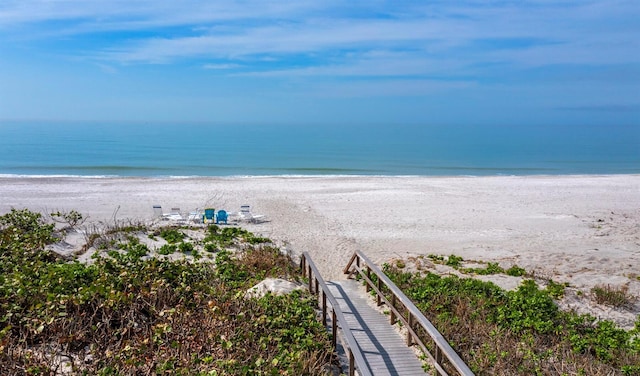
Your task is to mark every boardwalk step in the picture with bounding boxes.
[326,279,428,375]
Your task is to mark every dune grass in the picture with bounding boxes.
[592,284,637,309]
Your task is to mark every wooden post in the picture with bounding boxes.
[322,291,327,325]
[435,343,443,370]
[315,279,319,296]
[390,295,396,324]
[308,265,312,293]
[377,277,383,306]
[332,311,337,347]
[349,349,355,376]
[365,266,371,292]
[407,312,413,346]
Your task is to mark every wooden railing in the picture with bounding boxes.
[300,252,373,376]
[343,250,475,376]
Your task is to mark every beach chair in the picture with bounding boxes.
[203,208,215,224]
[239,205,266,223]
[187,209,202,223]
[153,205,175,221]
[153,205,166,219]
[216,210,228,224]
[168,207,185,222]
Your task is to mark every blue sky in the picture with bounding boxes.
[0,0,638,126]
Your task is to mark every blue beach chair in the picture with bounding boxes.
[203,208,215,224]
[216,210,228,224]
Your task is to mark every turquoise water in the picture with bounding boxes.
[0,121,638,176]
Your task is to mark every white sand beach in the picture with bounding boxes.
[1,175,639,327]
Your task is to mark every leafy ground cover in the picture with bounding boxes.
[0,209,337,375]
[383,256,640,375]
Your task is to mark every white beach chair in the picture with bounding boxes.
[187,209,203,224]
[153,205,164,218]
[167,207,185,222]
[239,205,266,223]
[153,205,170,220]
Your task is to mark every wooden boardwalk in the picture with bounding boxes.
[327,279,428,376]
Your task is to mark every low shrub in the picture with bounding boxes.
[204,225,271,249]
[465,262,504,275]
[505,265,527,277]
[445,254,464,268]
[178,241,194,253]
[159,227,185,243]
[0,209,335,375]
[158,243,177,255]
[383,263,640,375]
[545,280,568,299]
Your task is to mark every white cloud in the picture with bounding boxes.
[0,1,316,29]
[1,0,638,78]
[203,63,242,70]
[2,0,638,123]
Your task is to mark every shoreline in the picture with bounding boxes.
[1,174,639,327]
[1,173,639,179]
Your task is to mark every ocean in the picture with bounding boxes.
[0,121,638,177]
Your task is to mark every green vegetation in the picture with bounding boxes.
[463,262,504,275]
[0,209,336,375]
[505,265,527,277]
[383,263,640,375]
[545,280,568,299]
[445,254,463,268]
[158,243,178,255]
[159,227,185,243]
[205,225,271,249]
[428,253,528,277]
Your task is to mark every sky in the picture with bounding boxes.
[0,0,639,126]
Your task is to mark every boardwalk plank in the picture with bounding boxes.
[327,279,428,376]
